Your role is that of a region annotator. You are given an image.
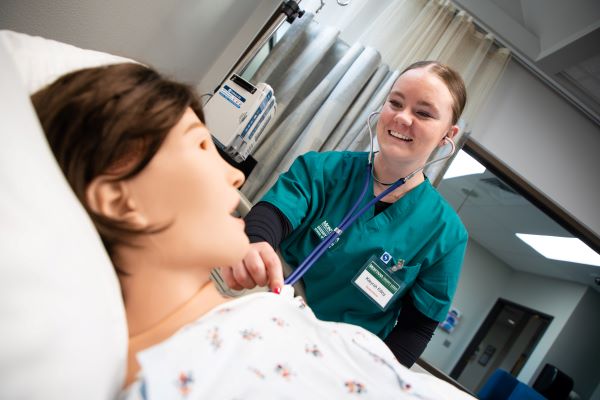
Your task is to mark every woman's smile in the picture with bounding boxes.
[388,130,413,142]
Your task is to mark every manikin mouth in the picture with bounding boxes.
[388,130,413,142]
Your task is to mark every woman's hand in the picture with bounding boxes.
[221,241,284,292]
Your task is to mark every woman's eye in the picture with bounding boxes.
[389,100,402,108]
[417,111,432,118]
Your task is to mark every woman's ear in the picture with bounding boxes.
[85,176,148,229]
[447,125,459,140]
[440,125,460,146]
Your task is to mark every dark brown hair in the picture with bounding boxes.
[31,63,204,255]
[401,61,467,125]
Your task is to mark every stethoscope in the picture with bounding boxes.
[284,110,457,286]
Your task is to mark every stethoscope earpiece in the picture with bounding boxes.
[367,111,381,165]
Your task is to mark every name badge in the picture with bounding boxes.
[352,254,405,311]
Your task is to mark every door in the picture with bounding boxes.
[450,298,552,393]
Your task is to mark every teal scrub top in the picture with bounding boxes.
[261,151,468,339]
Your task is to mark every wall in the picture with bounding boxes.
[536,288,600,399]
[470,60,600,239]
[0,0,280,88]
[422,239,588,384]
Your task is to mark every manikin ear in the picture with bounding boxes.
[85,176,148,229]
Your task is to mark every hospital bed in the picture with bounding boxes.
[0,30,475,399]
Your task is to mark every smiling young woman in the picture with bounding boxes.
[373,61,464,201]
[226,60,469,368]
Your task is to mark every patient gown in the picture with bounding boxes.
[121,286,473,400]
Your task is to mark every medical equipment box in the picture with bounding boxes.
[204,74,276,162]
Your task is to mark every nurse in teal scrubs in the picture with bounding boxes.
[222,61,468,367]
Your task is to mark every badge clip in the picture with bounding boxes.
[388,259,405,273]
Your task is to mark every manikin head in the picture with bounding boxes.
[376,60,467,171]
[31,63,249,274]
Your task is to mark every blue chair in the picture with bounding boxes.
[478,369,546,400]
[510,384,547,400]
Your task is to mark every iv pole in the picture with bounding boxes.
[218,0,305,89]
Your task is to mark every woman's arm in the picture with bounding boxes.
[220,202,292,291]
[384,297,437,368]
[244,201,292,247]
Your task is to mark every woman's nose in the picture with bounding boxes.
[393,109,412,126]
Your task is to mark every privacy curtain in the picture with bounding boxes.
[241,0,510,203]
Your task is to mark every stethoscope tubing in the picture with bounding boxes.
[285,163,372,285]
[285,166,409,285]
[283,112,456,286]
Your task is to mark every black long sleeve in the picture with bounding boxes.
[244,201,292,248]
[384,297,437,367]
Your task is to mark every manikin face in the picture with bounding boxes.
[125,108,249,269]
[376,67,457,169]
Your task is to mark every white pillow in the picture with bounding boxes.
[0,31,129,399]
[0,30,135,94]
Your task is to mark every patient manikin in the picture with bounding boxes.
[31,63,471,400]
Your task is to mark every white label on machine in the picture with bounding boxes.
[218,85,246,109]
